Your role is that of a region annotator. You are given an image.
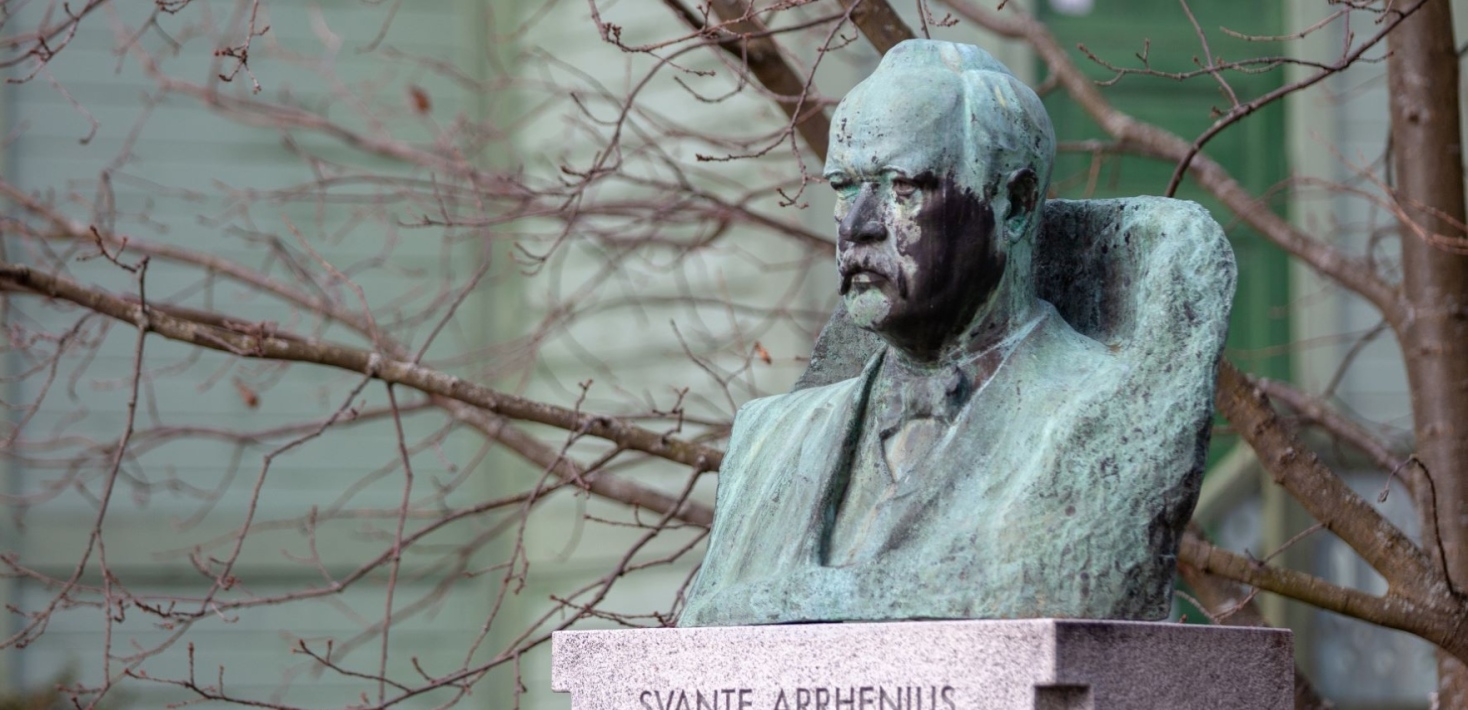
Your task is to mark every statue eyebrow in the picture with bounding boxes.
[826,167,908,181]
[824,166,935,184]
[884,168,940,186]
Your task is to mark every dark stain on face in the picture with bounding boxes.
[879,172,1005,360]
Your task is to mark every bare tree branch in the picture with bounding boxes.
[1254,376,1419,495]
[937,0,1404,324]
[1215,360,1446,601]
[1181,528,1468,662]
[657,0,833,159]
[1177,527,1333,710]
[0,261,724,472]
[836,0,915,55]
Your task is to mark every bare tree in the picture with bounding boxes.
[1,1,1467,708]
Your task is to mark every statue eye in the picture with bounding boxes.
[828,176,855,192]
[891,178,918,198]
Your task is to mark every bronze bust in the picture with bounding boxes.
[679,40,1236,627]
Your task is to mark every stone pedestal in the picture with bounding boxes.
[552,619,1292,710]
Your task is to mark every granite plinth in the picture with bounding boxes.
[551,619,1292,710]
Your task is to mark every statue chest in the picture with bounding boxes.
[821,396,1074,570]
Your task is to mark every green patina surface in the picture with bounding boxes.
[680,40,1235,627]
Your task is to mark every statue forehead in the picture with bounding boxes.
[826,70,967,177]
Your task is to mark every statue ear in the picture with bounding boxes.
[1003,167,1039,241]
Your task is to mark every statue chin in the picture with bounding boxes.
[842,287,892,334]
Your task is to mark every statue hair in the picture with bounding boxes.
[872,40,1056,219]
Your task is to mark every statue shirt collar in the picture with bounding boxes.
[871,308,1048,436]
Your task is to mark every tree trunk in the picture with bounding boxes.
[1386,0,1468,705]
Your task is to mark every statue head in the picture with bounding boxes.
[824,40,1055,362]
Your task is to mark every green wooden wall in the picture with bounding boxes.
[1039,0,1292,385]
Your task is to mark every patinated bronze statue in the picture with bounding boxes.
[679,40,1236,626]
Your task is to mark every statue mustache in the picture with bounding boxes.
[838,255,908,299]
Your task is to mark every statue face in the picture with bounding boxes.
[826,83,1008,361]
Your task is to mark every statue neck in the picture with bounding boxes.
[876,301,1044,436]
[888,260,1037,372]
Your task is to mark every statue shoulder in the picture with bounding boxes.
[1026,302,1125,389]
[729,375,868,446]
[717,370,875,497]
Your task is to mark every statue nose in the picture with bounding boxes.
[839,186,887,244]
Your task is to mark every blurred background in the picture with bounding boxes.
[1,1,1461,707]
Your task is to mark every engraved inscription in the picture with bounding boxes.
[637,685,957,710]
